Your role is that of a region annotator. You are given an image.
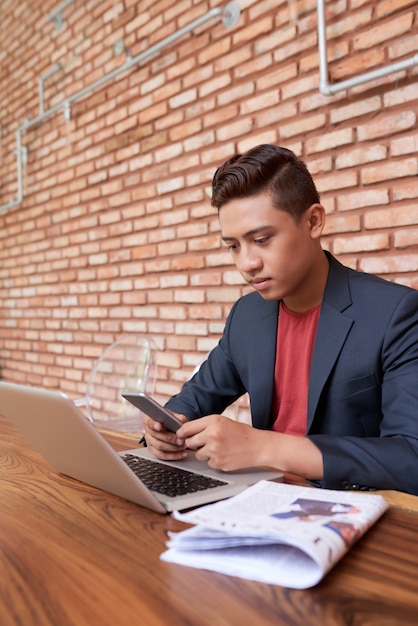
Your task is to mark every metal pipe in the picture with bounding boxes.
[0,3,241,212]
[47,0,74,29]
[0,129,24,212]
[317,0,418,95]
[317,0,330,95]
[24,5,236,131]
[38,64,61,115]
[16,128,25,205]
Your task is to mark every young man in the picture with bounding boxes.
[142,144,418,495]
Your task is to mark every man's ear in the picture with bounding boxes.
[307,203,326,239]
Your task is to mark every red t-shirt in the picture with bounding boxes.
[271,301,321,436]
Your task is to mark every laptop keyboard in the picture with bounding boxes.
[122,453,228,498]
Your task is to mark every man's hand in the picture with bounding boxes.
[142,412,188,461]
[176,415,324,479]
[176,414,259,471]
[144,412,324,481]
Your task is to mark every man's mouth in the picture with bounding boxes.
[249,277,271,291]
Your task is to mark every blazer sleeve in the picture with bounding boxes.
[308,288,418,494]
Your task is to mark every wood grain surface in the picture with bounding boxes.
[1,415,418,626]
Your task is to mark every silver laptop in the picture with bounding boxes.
[0,382,283,513]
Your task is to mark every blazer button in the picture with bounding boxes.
[341,481,351,490]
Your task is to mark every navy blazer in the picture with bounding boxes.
[166,252,418,494]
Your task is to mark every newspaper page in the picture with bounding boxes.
[161,481,388,589]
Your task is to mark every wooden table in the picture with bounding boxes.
[1,414,418,626]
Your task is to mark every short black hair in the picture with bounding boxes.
[211,144,320,221]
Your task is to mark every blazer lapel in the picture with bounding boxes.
[248,299,278,430]
[307,254,354,429]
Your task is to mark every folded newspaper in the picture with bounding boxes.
[161,481,388,589]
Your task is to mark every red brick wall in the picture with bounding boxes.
[0,0,417,408]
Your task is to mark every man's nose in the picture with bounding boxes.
[237,249,262,274]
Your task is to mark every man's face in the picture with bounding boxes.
[219,193,325,311]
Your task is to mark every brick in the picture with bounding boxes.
[182,95,213,123]
[388,33,418,62]
[131,244,158,260]
[147,289,173,304]
[376,0,417,18]
[223,270,246,286]
[214,47,252,73]
[183,65,213,89]
[394,228,418,249]
[240,91,280,115]
[323,214,361,235]
[336,145,387,169]
[159,305,187,320]
[280,114,326,139]
[232,16,274,47]
[206,288,242,302]
[272,28,312,63]
[353,12,413,51]
[141,131,169,153]
[316,170,358,192]
[327,9,372,40]
[171,256,206,271]
[305,128,354,154]
[282,73,319,100]
[331,48,385,81]
[188,304,224,320]
[330,96,382,124]
[361,158,418,185]
[203,105,238,129]
[156,176,185,194]
[256,64,298,91]
[190,272,222,287]
[357,111,416,142]
[169,88,197,109]
[217,83,255,106]
[152,80,181,108]
[188,234,220,252]
[333,233,390,254]
[393,181,418,201]
[121,320,148,333]
[174,187,204,206]
[170,119,203,142]
[390,131,418,156]
[198,37,232,65]
[364,206,418,229]
[238,130,277,153]
[174,321,208,337]
[299,89,343,114]
[173,288,206,303]
[154,110,184,130]
[255,24,298,62]
[139,101,168,125]
[255,102,298,130]
[166,57,195,82]
[183,131,215,152]
[336,189,389,211]
[160,274,188,288]
[216,117,254,141]
[360,254,418,275]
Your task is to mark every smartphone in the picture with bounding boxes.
[121,391,183,433]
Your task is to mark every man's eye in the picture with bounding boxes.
[227,243,239,251]
[254,237,269,245]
